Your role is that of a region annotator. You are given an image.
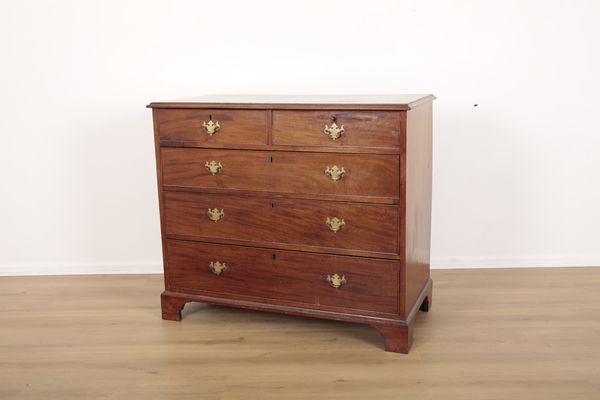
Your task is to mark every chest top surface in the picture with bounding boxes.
[147,94,435,110]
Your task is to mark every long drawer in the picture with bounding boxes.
[166,240,399,315]
[161,148,399,200]
[164,191,399,255]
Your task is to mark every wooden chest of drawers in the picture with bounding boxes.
[148,95,434,353]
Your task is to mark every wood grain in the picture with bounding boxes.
[159,141,401,155]
[166,240,400,315]
[272,110,401,148]
[163,192,399,255]
[403,102,433,316]
[163,187,400,206]
[161,148,400,200]
[147,94,436,110]
[158,109,267,144]
[1,267,598,399]
[151,109,170,288]
[162,148,272,192]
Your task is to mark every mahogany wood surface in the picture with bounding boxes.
[165,235,402,260]
[150,94,435,353]
[161,147,270,192]
[160,142,401,155]
[160,291,188,321]
[166,240,400,315]
[370,322,412,353]
[151,109,170,289]
[272,110,401,148]
[163,187,399,206]
[162,148,399,199]
[157,109,267,144]
[403,102,433,316]
[163,191,399,255]
[148,94,436,110]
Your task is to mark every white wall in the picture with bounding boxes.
[1,0,599,275]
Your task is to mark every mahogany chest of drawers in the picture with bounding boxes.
[148,95,434,353]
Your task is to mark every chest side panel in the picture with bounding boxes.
[403,102,433,317]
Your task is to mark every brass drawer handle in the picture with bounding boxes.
[209,261,227,275]
[324,116,344,140]
[205,160,223,175]
[207,208,225,222]
[326,273,346,289]
[326,217,345,233]
[202,115,220,136]
[325,165,346,181]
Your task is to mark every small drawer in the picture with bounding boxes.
[161,148,399,200]
[164,192,399,255]
[166,240,399,314]
[158,109,267,145]
[272,110,401,148]
[161,148,271,192]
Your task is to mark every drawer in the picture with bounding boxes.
[164,192,399,255]
[272,110,401,148]
[158,109,267,145]
[166,240,399,314]
[162,148,270,192]
[162,148,399,200]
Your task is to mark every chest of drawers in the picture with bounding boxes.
[148,95,434,353]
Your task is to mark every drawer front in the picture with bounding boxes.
[167,240,314,304]
[269,151,399,199]
[162,148,399,200]
[158,109,267,145]
[162,148,271,192]
[164,192,399,254]
[166,240,399,314]
[272,110,401,148]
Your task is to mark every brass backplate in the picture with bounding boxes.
[326,273,346,289]
[326,217,346,233]
[207,208,225,222]
[325,165,346,181]
[202,120,220,135]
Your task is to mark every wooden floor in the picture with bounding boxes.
[1,268,599,399]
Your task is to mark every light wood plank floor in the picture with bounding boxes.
[1,268,599,399]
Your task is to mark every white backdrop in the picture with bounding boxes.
[1,0,599,275]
